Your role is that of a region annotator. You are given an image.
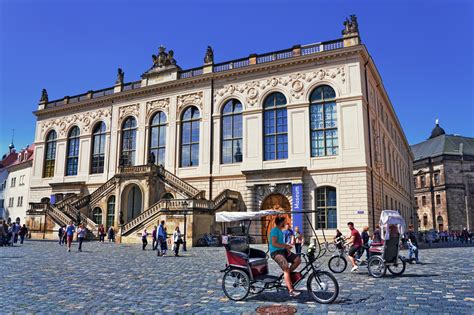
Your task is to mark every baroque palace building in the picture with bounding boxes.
[27,16,414,244]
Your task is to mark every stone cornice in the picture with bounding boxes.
[35,45,366,119]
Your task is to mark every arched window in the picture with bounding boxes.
[121,117,137,166]
[106,196,115,228]
[263,92,287,160]
[92,207,102,224]
[316,186,337,229]
[221,99,243,164]
[180,106,200,167]
[66,126,80,176]
[149,111,167,166]
[91,122,106,174]
[310,85,338,156]
[43,130,57,177]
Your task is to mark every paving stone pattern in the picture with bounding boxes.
[1,240,473,314]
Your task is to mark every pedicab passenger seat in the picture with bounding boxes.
[225,237,268,268]
[383,236,399,263]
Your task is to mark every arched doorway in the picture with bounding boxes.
[260,193,291,243]
[437,215,444,231]
[122,184,143,223]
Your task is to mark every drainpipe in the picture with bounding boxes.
[460,143,470,230]
[363,60,376,229]
[428,157,436,229]
[208,78,215,200]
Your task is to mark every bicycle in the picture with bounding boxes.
[328,237,367,273]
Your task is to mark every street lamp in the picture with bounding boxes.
[183,200,188,251]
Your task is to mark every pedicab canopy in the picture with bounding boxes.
[379,210,406,240]
[215,210,285,222]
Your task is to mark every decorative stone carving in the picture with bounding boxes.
[214,66,346,107]
[342,14,359,35]
[146,98,170,116]
[204,46,214,64]
[115,68,124,85]
[40,108,111,137]
[152,45,176,68]
[255,183,293,210]
[40,89,48,103]
[177,92,203,113]
[119,104,140,121]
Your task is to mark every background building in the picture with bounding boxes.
[411,121,474,232]
[0,144,18,220]
[27,16,414,243]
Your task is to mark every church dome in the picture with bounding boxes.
[429,119,445,139]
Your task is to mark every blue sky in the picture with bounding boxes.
[0,0,473,153]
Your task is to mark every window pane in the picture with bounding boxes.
[182,123,191,144]
[233,115,242,138]
[222,116,232,140]
[191,144,199,166]
[233,139,243,163]
[181,145,190,167]
[191,122,200,143]
[222,140,232,164]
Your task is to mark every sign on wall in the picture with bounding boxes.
[292,184,303,233]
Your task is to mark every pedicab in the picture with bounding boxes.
[367,210,407,278]
[217,210,339,303]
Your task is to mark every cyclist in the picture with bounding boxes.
[345,222,362,272]
[269,216,301,297]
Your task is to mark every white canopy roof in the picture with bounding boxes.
[379,210,406,239]
[216,210,285,222]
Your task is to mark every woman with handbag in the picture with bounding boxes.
[173,226,183,257]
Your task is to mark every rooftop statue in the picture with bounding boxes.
[342,14,359,35]
[40,89,48,103]
[151,45,177,68]
[116,68,124,85]
[204,46,214,64]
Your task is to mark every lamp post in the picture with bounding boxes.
[183,200,188,251]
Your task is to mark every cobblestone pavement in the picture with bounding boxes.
[1,240,473,314]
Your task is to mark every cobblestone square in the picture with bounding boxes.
[1,241,473,314]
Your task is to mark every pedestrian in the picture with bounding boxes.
[372,224,382,243]
[77,224,86,252]
[461,228,469,244]
[161,227,168,256]
[19,224,28,244]
[283,223,294,245]
[407,224,421,264]
[142,229,148,250]
[293,226,304,255]
[173,226,183,256]
[58,226,65,245]
[6,221,13,246]
[0,220,7,246]
[426,231,433,247]
[360,226,370,260]
[334,229,344,250]
[152,226,157,250]
[98,224,105,242]
[108,226,115,242]
[13,221,20,244]
[65,221,75,252]
[157,220,166,256]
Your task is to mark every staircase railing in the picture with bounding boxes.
[213,189,241,210]
[49,205,73,226]
[64,204,99,235]
[88,177,117,205]
[157,166,203,198]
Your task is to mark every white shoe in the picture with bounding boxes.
[351,266,359,272]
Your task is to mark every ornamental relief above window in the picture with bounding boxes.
[118,104,140,123]
[40,108,111,138]
[177,91,203,116]
[214,66,345,112]
[146,98,170,117]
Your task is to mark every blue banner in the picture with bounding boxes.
[292,184,303,233]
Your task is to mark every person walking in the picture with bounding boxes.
[157,220,166,256]
[283,223,294,245]
[293,226,304,255]
[407,224,421,264]
[372,225,382,243]
[152,226,157,250]
[65,221,75,252]
[142,229,148,250]
[77,224,86,252]
[19,224,28,244]
[108,226,115,242]
[173,226,183,257]
[58,226,65,245]
[161,227,168,256]
[98,224,105,243]
[360,226,370,260]
[0,221,7,246]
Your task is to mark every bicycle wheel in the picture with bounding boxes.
[367,256,386,278]
[222,269,250,301]
[327,242,337,253]
[307,271,339,304]
[387,256,406,276]
[328,256,347,273]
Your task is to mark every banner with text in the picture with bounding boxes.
[292,184,303,233]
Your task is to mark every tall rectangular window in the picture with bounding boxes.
[264,92,288,160]
[310,85,338,157]
[91,122,106,174]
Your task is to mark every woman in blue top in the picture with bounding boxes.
[269,216,302,297]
